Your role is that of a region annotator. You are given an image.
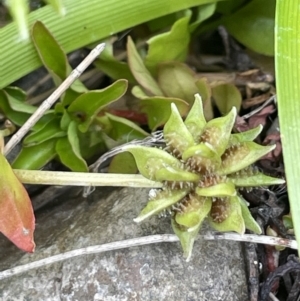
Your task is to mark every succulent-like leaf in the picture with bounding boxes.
[56,121,88,172]
[140,96,189,131]
[12,139,57,170]
[171,217,201,261]
[157,62,199,104]
[219,142,276,175]
[127,36,163,96]
[209,197,245,234]
[196,182,236,197]
[68,79,128,132]
[123,145,182,180]
[229,172,285,187]
[184,94,206,141]
[145,12,191,75]
[23,117,66,146]
[175,194,212,228]
[195,78,214,121]
[230,125,263,144]
[212,83,242,115]
[238,196,261,234]
[164,103,195,156]
[105,113,148,143]
[134,189,189,222]
[200,107,236,156]
[0,151,35,252]
[108,152,138,174]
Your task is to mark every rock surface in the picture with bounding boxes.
[0,187,248,300]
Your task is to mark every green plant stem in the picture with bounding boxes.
[0,0,224,88]
[275,0,300,245]
[14,169,162,188]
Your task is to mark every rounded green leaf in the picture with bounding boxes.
[212,83,242,115]
[23,117,66,146]
[145,12,191,75]
[140,96,189,131]
[68,79,128,132]
[12,139,57,170]
[56,121,88,172]
[223,0,275,56]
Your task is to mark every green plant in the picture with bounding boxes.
[121,95,284,260]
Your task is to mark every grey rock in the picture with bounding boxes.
[0,187,248,301]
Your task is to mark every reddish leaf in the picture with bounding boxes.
[0,153,35,252]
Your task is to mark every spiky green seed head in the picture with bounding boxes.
[124,94,285,259]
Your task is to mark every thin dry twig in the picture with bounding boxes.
[0,232,296,281]
[4,43,106,156]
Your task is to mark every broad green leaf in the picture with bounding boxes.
[171,218,201,261]
[12,139,57,170]
[216,0,246,15]
[32,21,67,84]
[219,142,275,175]
[196,182,236,197]
[122,145,182,180]
[139,96,189,130]
[23,117,66,146]
[108,152,138,174]
[60,109,72,131]
[230,125,263,144]
[212,83,242,115]
[127,36,163,96]
[195,78,214,121]
[209,196,245,234]
[184,94,206,141]
[68,79,128,132]
[0,152,35,252]
[201,107,236,156]
[238,196,261,234]
[164,103,195,156]
[175,195,212,228]
[95,44,136,84]
[2,0,229,88]
[275,0,300,250]
[134,189,189,222]
[105,112,149,143]
[157,62,199,104]
[0,90,54,131]
[145,12,191,75]
[189,3,216,32]
[4,86,27,102]
[229,172,285,187]
[56,121,88,172]
[223,0,275,56]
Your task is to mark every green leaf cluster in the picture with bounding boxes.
[123,95,284,260]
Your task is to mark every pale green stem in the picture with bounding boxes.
[13,169,162,188]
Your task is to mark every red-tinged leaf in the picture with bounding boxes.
[0,153,35,252]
